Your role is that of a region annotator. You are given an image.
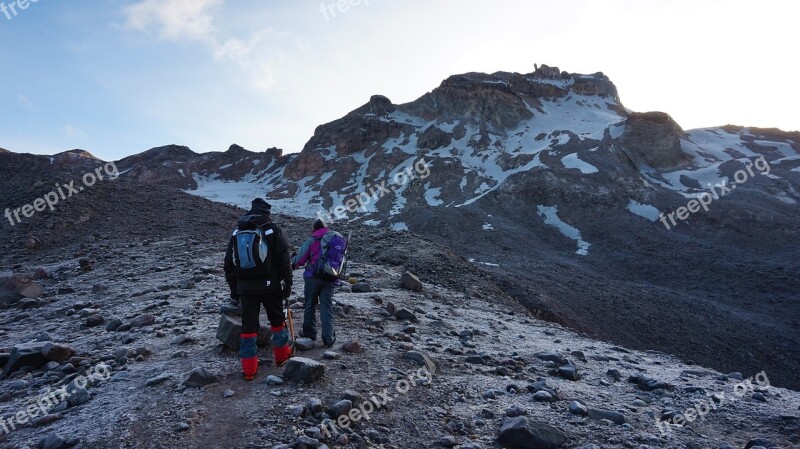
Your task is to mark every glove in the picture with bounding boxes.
[282,284,293,300]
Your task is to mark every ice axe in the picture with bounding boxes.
[337,231,353,280]
[284,293,295,346]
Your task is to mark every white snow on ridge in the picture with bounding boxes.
[537,205,591,256]
[424,183,444,206]
[561,153,599,174]
[468,258,500,267]
[627,200,661,222]
[754,140,796,158]
[391,222,409,231]
[525,77,574,89]
[187,173,323,219]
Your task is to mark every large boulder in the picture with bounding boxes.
[0,275,43,308]
[216,314,270,351]
[400,272,423,292]
[497,417,568,449]
[2,341,49,378]
[619,111,689,171]
[283,357,325,384]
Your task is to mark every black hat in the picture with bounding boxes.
[251,198,272,212]
[313,219,326,230]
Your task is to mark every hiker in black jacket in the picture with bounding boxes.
[223,198,294,380]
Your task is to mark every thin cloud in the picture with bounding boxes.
[62,125,88,141]
[124,0,280,94]
[17,94,33,111]
[123,0,221,42]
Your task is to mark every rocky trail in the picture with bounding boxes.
[1,214,798,449]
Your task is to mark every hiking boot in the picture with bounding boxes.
[323,339,336,349]
[241,357,258,381]
[276,346,296,368]
[298,331,316,341]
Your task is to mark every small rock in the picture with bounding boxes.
[744,438,774,449]
[84,315,105,327]
[67,387,91,407]
[505,405,527,417]
[351,282,372,293]
[629,374,671,391]
[184,367,220,388]
[323,351,339,360]
[569,401,588,416]
[265,375,284,386]
[535,351,565,365]
[223,389,235,398]
[41,343,74,363]
[497,417,568,449]
[35,331,53,342]
[146,374,172,387]
[129,314,156,329]
[295,338,315,351]
[341,340,361,353]
[557,363,580,381]
[106,318,123,332]
[400,272,423,291]
[587,408,626,425]
[39,435,68,449]
[330,399,353,418]
[395,307,418,322]
[403,350,437,375]
[385,301,397,315]
[532,391,555,402]
[437,435,457,447]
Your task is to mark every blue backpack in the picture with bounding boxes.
[314,231,348,281]
[232,225,273,279]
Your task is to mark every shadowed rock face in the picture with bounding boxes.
[115,144,286,190]
[619,111,689,171]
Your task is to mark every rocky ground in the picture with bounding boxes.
[1,200,799,448]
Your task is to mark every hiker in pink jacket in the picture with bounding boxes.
[291,220,338,347]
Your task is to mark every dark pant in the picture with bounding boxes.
[302,277,335,345]
[240,291,284,333]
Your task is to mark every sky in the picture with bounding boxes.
[0,0,797,161]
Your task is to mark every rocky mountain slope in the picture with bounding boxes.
[0,183,798,448]
[71,64,800,392]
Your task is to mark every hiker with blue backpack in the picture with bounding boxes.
[224,198,295,380]
[291,219,348,348]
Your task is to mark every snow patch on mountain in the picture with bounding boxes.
[627,200,661,222]
[561,153,599,174]
[537,205,591,256]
